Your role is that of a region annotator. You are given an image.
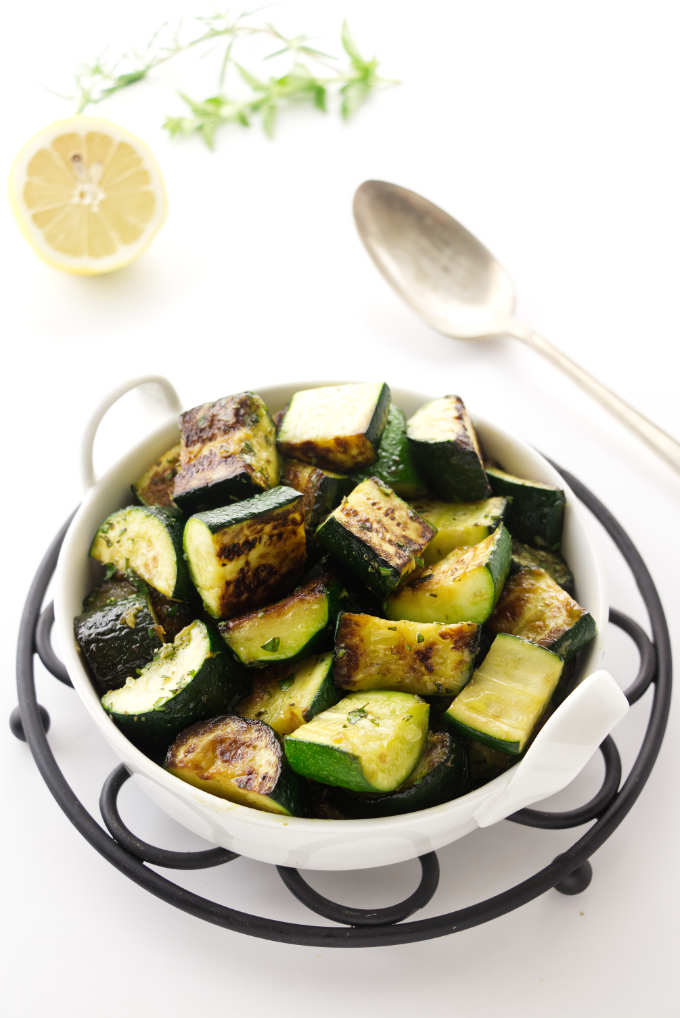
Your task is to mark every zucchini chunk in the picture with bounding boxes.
[82,576,140,612]
[277,382,391,471]
[147,589,197,642]
[132,442,180,507]
[385,524,511,625]
[183,486,306,619]
[336,730,469,817]
[284,690,429,793]
[101,620,249,754]
[315,477,435,599]
[486,466,565,550]
[236,652,338,735]
[488,567,596,659]
[407,395,491,500]
[511,539,575,594]
[74,594,163,695]
[334,612,479,696]
[411,496,508,564]
[173,392,278,514]
[352,405,427,498]
[165,715,303,816]
[280,458,353,538]
[444,633,564,755]
[219,574,346,667]
[467,738,515,789]
[90,505,190,600]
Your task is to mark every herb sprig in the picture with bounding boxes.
[68,12,396,148]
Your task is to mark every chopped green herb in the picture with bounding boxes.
[416,632,425,643]
[387,625,397,631]
[104,563,117,580]
[278,676,294,691]
[261,636,280,653]
[347,704,369,725]
[379,566,393,577]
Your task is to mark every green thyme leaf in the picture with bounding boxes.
[65,13,396,147]
[261,636,280,652]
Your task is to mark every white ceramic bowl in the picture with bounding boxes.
[53,378,627,870]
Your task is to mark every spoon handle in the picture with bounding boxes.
[514,327,680,474]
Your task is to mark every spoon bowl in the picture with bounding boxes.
[353,180,516,338]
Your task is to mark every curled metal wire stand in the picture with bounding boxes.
[11,464,672,946]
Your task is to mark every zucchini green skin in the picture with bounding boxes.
[280,458,353,537]
[103,622,249,757]
[74,594,163,695]
[90,505,191,600]
[488,566,595,659]
[335,731,469,817]
[219,574,347,667]
[284,690,430,793]
[385,524,512,625]
[510,539,575,594]
[315,477,435,599]
[466,737,515,789]
[183,486,306,619]
[166,715,305,816]
[236,652,339,735]
[487,467,565,551]
[277,382,391,472]
[352,406,427,498]
[407,395,491,501]
[173,393,279,514]
[82,576,140,612]
[132,442,180,507]
[333,612,480,697]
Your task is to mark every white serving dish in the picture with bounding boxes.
[53,376,628,870]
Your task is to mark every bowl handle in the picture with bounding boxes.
[472,670,629,828]
[81,375,182,489]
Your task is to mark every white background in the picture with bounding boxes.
[2,1,679,1015]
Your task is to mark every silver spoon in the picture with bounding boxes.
[353,179,680,474]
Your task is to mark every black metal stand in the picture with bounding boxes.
[11,464,672,947]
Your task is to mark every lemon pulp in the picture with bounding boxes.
[9,117,167,274]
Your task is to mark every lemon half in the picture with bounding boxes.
[9,117,167,275]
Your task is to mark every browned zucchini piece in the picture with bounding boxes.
[276,382,391,471]
[487,566,596,659]
[132,443,180,507]
[315,477,435,598]
[407,395,490,500]
[173,392,278,513]
[280,458,353,537]
[334,612,479,696]
[165,715,304,815]
[183,486,306,619]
